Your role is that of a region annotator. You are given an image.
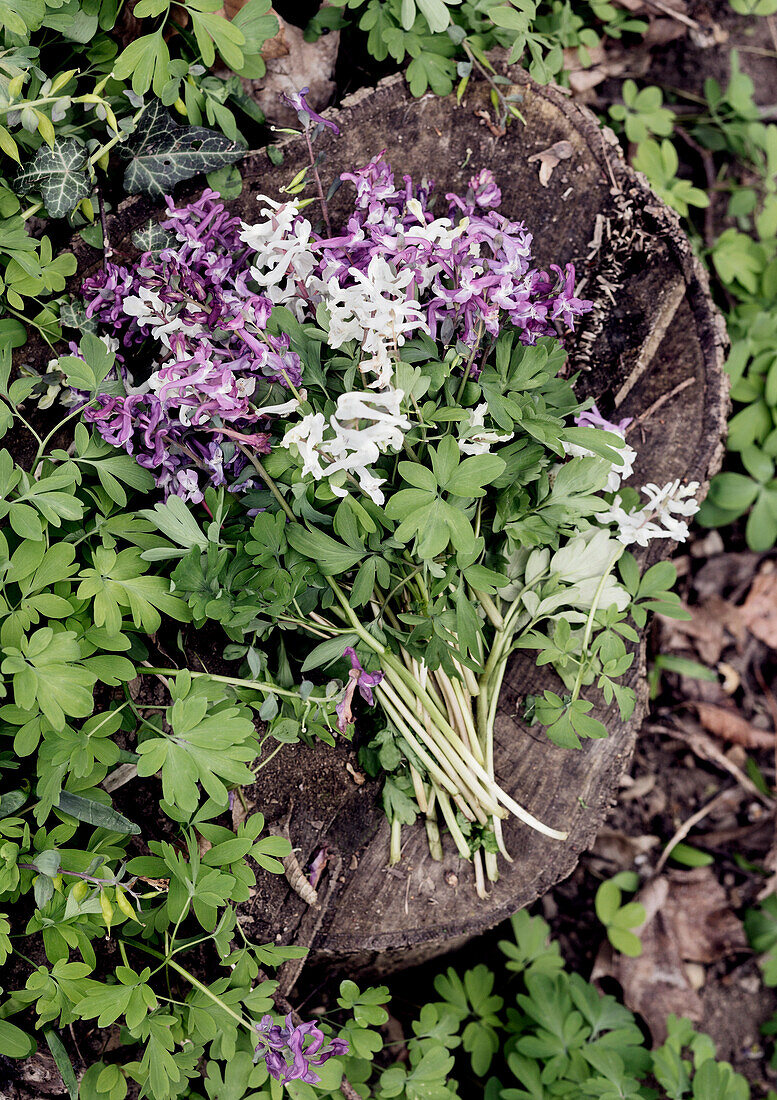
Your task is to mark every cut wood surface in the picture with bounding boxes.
[23,67,728,973]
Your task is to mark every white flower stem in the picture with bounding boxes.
[569,548,621,705]
[435,789,472,860]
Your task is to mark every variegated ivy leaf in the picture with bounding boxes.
[15,138,91,218]
[120,101,243,196]
[132,219,175,255]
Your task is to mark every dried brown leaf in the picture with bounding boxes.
[660,595,745,666]
[593,869,746,1043]
[239,13,339,128]
[696,702,775,749]
[741,568,777,650]
[527,140,575,186]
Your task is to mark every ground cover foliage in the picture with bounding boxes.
[2,0,777,1097]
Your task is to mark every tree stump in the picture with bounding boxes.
[29,68,728,977]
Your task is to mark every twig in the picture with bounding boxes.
[302,128,333,237]
[96,185,113,263]
[641,0,702,30]
[626,376,696,432]
[276,852,343,1000]
[647,721,773,806]
[753,665,777,897]
[654,787,740,874]
[600,129,620,193]
[674,126,717,248]
[768,14,777,55]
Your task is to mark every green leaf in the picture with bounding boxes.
[15,140,90,218]
[668,842,713,867]
[444,453,506,497]
[136,676,259,813]
[113,30,171,96]
[120,100,243,196]
[301,632,360,672]
[56,791,140,834]
[0,1019,36,1058]
[286,524,365,575]
[706,471,759,512]
[59,332,116,392]
[45,1029,78,1099]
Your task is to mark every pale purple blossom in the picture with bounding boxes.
[281,87,340,134]
[575,402,632,434]
[254,1014,348,1085]
[76,156,591,504]
[336,646,384,733]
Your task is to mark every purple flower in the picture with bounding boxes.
[336,646,384,733]
[281,87,340,134]
[76,153,594,506]
[254,1014,348,1085]
[308,847,329,889]
[575,402,632,434]
[470,168,501,209]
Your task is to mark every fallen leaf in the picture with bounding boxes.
[661,867,748,963]
[345,762,366,785]
[593,869,747,1043]
[642,16,690,46]
[591,827,660,871]
[592,876,702,1041]
[693,551,761,601]
[741,568,777,649]
[662,722,769,803]
[659,595,745,666]
[718,661,740,694]
[696,702,774,749]
[527,140,575,186]
[239,10,340,128]
[618,773,657,801]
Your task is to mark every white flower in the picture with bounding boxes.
[241,197,320,317]
[326,256,428,355]
[597,480,700,546]
[281,388,411,505]
[359,344,395,390]
[458,403,512,455]
[283,411,327,479]
[260,396,302,416]
[123,287,202,350]
[642,479,700,517]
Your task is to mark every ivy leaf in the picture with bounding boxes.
[120,101,243,196]
[15,140,90,218]
[131,219,175,255]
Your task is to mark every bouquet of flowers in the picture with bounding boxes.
[64,94,697,892]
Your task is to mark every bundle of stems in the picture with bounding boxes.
[302,569,570,899]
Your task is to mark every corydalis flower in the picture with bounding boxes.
[282,389,411,505]
[336,646,383,733]
[597,479,700,546]
[281,86,340,134]
[254,1014,348,1085]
